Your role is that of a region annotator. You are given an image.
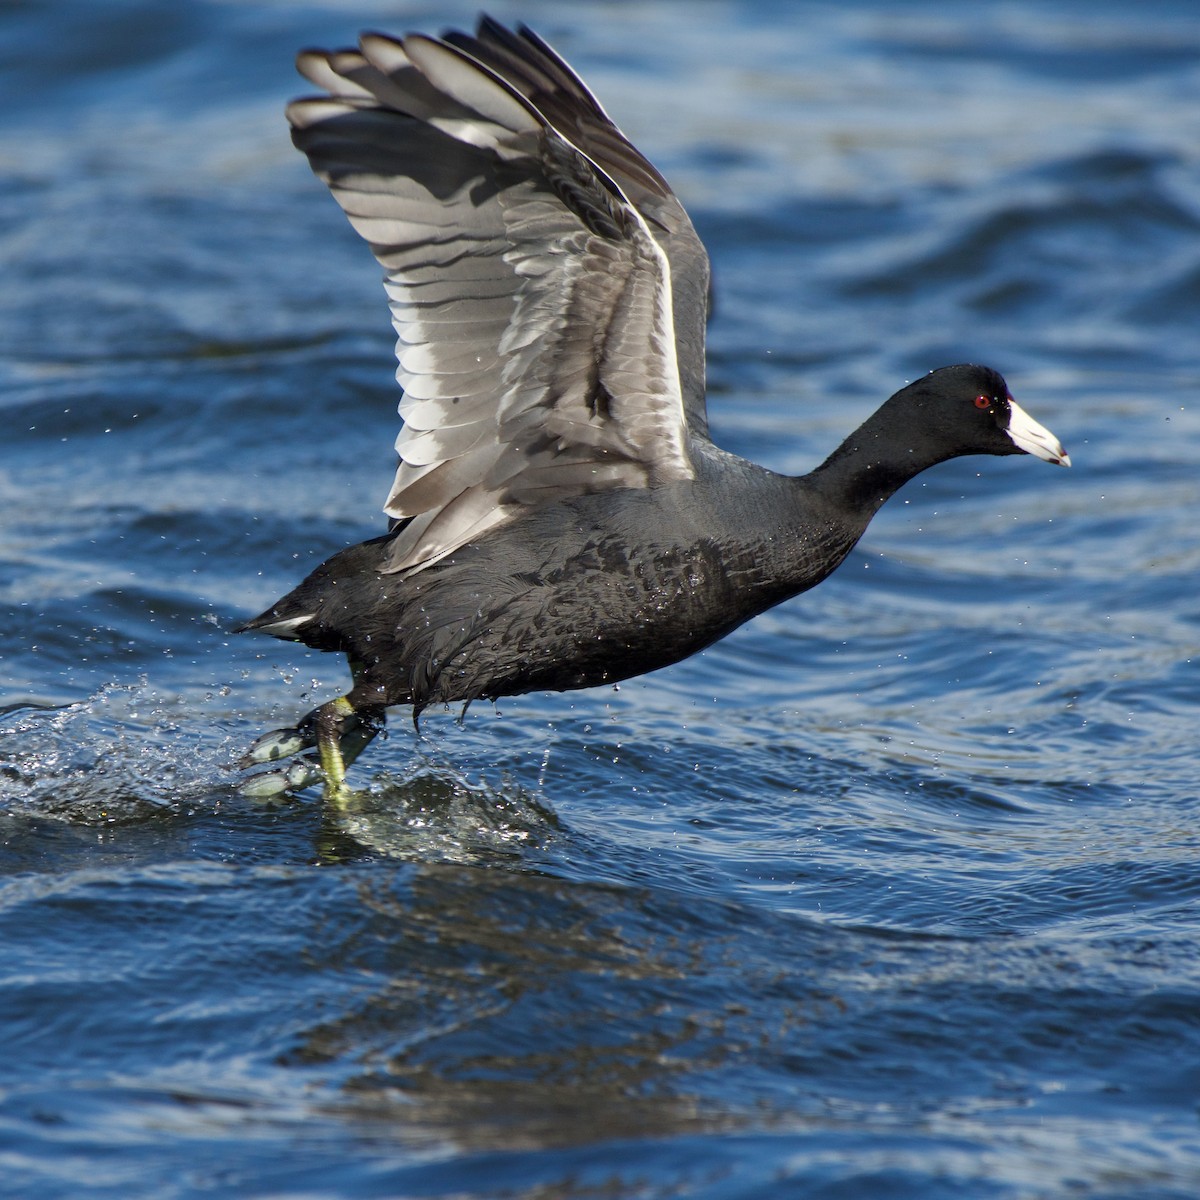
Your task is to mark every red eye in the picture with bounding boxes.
[974,395,991,410]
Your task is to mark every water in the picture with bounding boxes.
[2,1,1199,1195]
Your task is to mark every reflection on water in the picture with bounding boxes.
[309,767,563,866]
[289,865,744,1153]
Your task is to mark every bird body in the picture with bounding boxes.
[238,19,1068,798]
[247,446,857,714]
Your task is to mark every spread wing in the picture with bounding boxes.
[288,19,710,576]
[442,18,713,436]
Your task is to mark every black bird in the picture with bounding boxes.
[239,18,1069,799]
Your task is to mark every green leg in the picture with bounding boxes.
[314,697,354,800]
[314,696,384,804]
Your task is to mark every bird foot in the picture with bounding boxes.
[237,699,384,801]
[240,755,326,799]
[239,721,317,768]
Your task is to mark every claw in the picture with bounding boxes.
[240,756,325,798]
[238,723,316,768]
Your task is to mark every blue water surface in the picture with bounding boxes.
[2,1,1199,1196]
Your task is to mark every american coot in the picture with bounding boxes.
[239,17,1069,799]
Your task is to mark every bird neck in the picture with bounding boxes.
[805,400,949,522]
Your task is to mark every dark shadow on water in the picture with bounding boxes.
[275,859,827,1159]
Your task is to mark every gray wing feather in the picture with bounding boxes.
[289,23,697,576]
[446,19,713,435]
